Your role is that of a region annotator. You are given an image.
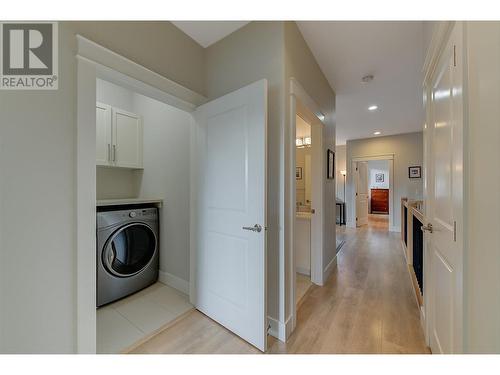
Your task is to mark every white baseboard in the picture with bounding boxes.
[323,254,338,283]
[389,226,400,233]
[158,270,189,295]
[268,315,292,342]
[296,267,311,276]
[401,240,408,262]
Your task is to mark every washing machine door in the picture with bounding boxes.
[103,222,157,277]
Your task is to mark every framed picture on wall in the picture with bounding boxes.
[409,166,421,179]
[375,173,384,183]
[296,167,303,180]
[327,149,335,179]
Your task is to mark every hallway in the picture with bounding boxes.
[130,218,429,354]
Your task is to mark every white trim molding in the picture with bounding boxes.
[290,78,326,125]
[352,153,394,162]
[348,154,395,230]
[323,253,338,284]
[268,315,293,342]
[422,22,455,85]
[158,271,190,295]
[76,35,206,111]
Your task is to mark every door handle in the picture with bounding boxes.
[242,224,262,233]
[421,223,433,233]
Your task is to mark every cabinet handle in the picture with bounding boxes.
[113,145,116,162]
[107,144,111,161]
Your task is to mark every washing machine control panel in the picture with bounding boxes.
[97,207,158,228]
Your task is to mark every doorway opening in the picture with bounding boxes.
[291,106,324,309]
[94,78,194,354]
[294,114,313,305]
[349,155,395,232]
[366,159,390,231]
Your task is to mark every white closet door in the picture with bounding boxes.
[112,108,143,168]
[96,102,112,166]
[193,80,268,352]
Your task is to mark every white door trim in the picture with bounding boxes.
[288,78,326,338]
[348,154,395,231]
[76,35,206,353]
[76,35,206,110]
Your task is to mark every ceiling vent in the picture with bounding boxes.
[362,74,374,83]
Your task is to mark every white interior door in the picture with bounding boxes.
[193,80,267,351]
[426,23,463,354]
[355,161,369,226]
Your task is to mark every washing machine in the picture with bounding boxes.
[97,206,159,307]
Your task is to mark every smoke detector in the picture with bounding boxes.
[362,74,374,83]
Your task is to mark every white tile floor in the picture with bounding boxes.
[97,282,193,354]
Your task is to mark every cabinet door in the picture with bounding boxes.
[96,102,112,166]
[112,108,143,168]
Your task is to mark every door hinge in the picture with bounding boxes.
[453,220,457,242]
[453,45,457,67]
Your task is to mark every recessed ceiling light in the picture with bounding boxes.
[368,105,378,111]
[374,131,381,135]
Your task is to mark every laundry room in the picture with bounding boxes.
[95,78,193,353]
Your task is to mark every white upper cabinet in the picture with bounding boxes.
[96,102,112,166]
[112,108,143,168]
[96,103,143,169]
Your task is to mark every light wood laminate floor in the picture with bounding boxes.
[130,216,429,354]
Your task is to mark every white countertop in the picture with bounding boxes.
[96,198,163,207]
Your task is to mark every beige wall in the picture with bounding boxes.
[346,132,423,230]
[463,21,500,353]
[1,23,78,353]
[335,145,346,201]
[71,22,206,95]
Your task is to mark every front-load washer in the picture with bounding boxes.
[97,206,159,307]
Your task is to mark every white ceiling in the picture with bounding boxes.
[171,21,249,47]
[172,21,424,145]
[297,21,424,145]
